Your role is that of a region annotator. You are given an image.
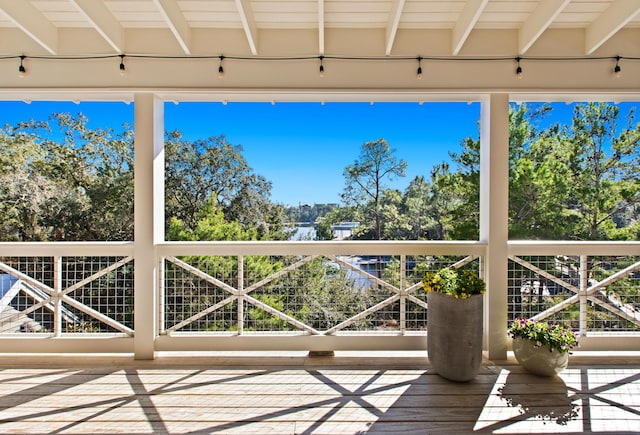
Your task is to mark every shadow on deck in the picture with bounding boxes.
[0,352,638,434]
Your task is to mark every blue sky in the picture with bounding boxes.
[164,101,481,206]
[1,100,636,206]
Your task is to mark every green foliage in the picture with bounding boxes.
[508,318,578,353]
[423,102,640,241]
[168,197,258,242]
[0,114,133,241]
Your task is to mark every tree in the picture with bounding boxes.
[0,114,134,241]
[402,173,451,240]
[164,131,287,240]
[561,103,640,239]
[380,189,409,240]
[341,138,407,240]
[435,137,481,240]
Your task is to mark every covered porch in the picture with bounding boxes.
[0,3,640,432]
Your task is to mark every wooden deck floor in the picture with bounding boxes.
[0,352,638,434]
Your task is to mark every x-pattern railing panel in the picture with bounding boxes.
[161,254,479,335]
[0,256,134,335]
[508,254,640,334]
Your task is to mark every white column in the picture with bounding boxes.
[53,256,62,337]
[480,93,510,360]
[133,93,165,359]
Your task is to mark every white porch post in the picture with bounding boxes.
[480,93,510,360]
[133,93,165,360]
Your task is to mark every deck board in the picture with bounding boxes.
[0,353,638,434]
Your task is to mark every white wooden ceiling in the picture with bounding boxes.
[1,0,639,56]
[0,1,638,102]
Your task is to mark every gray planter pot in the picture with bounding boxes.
[512,336,569,376]
[427,292,483,382]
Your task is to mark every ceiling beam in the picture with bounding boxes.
[0,0,57,54]
[385,0,405,55]
[585,0,640,54]
[234,0,258,55]
[451,0,488,55]
[70,0,124,53]
[152,0,191,55]
[318,0,325,54]
[519,0,570,54]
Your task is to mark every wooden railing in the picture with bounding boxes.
[0,240,639,355]
[508,241,640,351]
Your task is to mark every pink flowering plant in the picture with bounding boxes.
[508,318,578,354]
[421,267,485,299]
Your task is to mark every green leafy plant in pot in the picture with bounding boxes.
[422,267,486,382]
[508,318,578,376]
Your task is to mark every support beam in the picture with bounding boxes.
[585,0,640,54]
[385,0,405,55]
[452,0,488,55]
[234,0,258,55]
[318,0,325,55]
[0,0,57,54]
[480,94,510,360]
[70,0,124,53]
[152,0,191,55]
[133,93,165,360]
[519,0,570,54]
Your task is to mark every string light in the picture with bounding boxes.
[3,53,637,81]
[18,55,26,78]
[515,56,523,79]
[218,55,224,78]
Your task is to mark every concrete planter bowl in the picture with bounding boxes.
[512,336,569,377]
[427,292,483,382]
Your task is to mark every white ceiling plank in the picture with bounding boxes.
[519,0,571,54]
[318,0,325,54]
[385,0,405,55]
[585,0,640,54]
[70,0,124,53]
[234,0,258,55]
[452,0,489,55]
[152,0,192,55]
[0,0,57,54]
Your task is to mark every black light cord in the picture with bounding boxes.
[6,53,638,78]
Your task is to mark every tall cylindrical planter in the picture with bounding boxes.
[427,292,483,382]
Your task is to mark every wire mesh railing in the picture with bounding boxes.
[0,255,134,335]
[2,241,638,354]
[160,252,483,336]
[508,254,640,336]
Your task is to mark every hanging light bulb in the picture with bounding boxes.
[218,55,225,78]
[18,55,26,78]
[515,56,523,79]
[319,55,325,77]
[416,56,423,79]
[614,56,622,78]
[119,54,126,76]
